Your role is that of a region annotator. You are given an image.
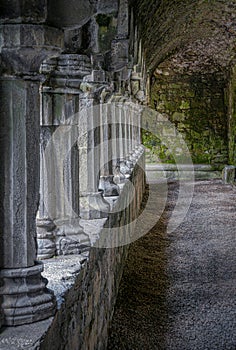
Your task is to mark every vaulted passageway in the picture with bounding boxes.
[1,1,236,348]
[107,179,236,349]
[136,0,236,168]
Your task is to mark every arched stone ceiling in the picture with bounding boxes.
[133,0,236,74]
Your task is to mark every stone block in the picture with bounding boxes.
[97,0,119,13]
[110,39,129,71]
[0,0,47,24]
[222,165,236,184]
[92,69,106,82]
[117,0,129,38]
[47,0,95,28]
[0,24,63,75]
[64,28,82,53]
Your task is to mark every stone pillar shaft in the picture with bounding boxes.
[80,96,101,192]
[79,89,110,218]
[37,54,91,257]
[111,102,118,171]
[0,15,63,325]
[119,102,125,159]
[100,102,113,177]
[0,78,56,326]
[124,104,129,157]
[0,79,39,268]
[117,0,129,38]
[99,102,120,196]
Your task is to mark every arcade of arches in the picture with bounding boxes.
[0,1,235,349]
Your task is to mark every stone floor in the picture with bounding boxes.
[107,180,236,350]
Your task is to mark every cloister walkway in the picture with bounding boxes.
[107,179,236,350]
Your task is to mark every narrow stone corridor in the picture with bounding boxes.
[107,180,236,350]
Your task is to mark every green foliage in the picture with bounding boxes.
[142,130,175,163]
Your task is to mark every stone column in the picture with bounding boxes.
[0,78,57,326]
[36,124,57,260]
[111,101,118,174]
[79,86,110,219]
[135,103,145,157]
[0,8,63,325]
[122,101,133,178]
[123,103,129,158]
[125,102,135,170]
[117,0,129,38]
[37,54,91,257]
[127,104,132,154]
[111,98,125,184]
[99,101,120,197]
[99,102,111,178]
[129,103,143,162]
[117,99,132,178]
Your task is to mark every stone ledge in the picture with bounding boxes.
[0,220,110,349]
[146,163,222,182]
[0,318,53,350]
[0,219,117,350]
[146,163,222,171]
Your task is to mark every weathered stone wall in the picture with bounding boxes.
[40,247,128,350]
[148,71,228,165]
[134,0,236,167]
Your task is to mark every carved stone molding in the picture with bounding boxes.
[0,262,56,326]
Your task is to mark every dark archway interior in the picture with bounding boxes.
[134,0,236,166]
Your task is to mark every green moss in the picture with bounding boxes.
[172,112,185,122]
[179,100,190,110]
[142,130,175,163]
[149,73,228,165]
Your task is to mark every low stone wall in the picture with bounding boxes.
[0,152,145,350]
[145,163,222,183]
[39,247,128,350]
[39,153,145,350]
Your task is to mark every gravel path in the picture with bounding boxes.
[107,180,236,350]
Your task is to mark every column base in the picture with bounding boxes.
[56,234,91,256]
[113,162,126,184]
[0,262,56,326]
[125,157,134,170]
[129,151,139,163]
[119,158,132,177]
[37,218,56,260]
[103,195,120,210]
[135,144,145,156]
[80,191,110,219]
[54,218,89,256]
[99,176,120,196]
